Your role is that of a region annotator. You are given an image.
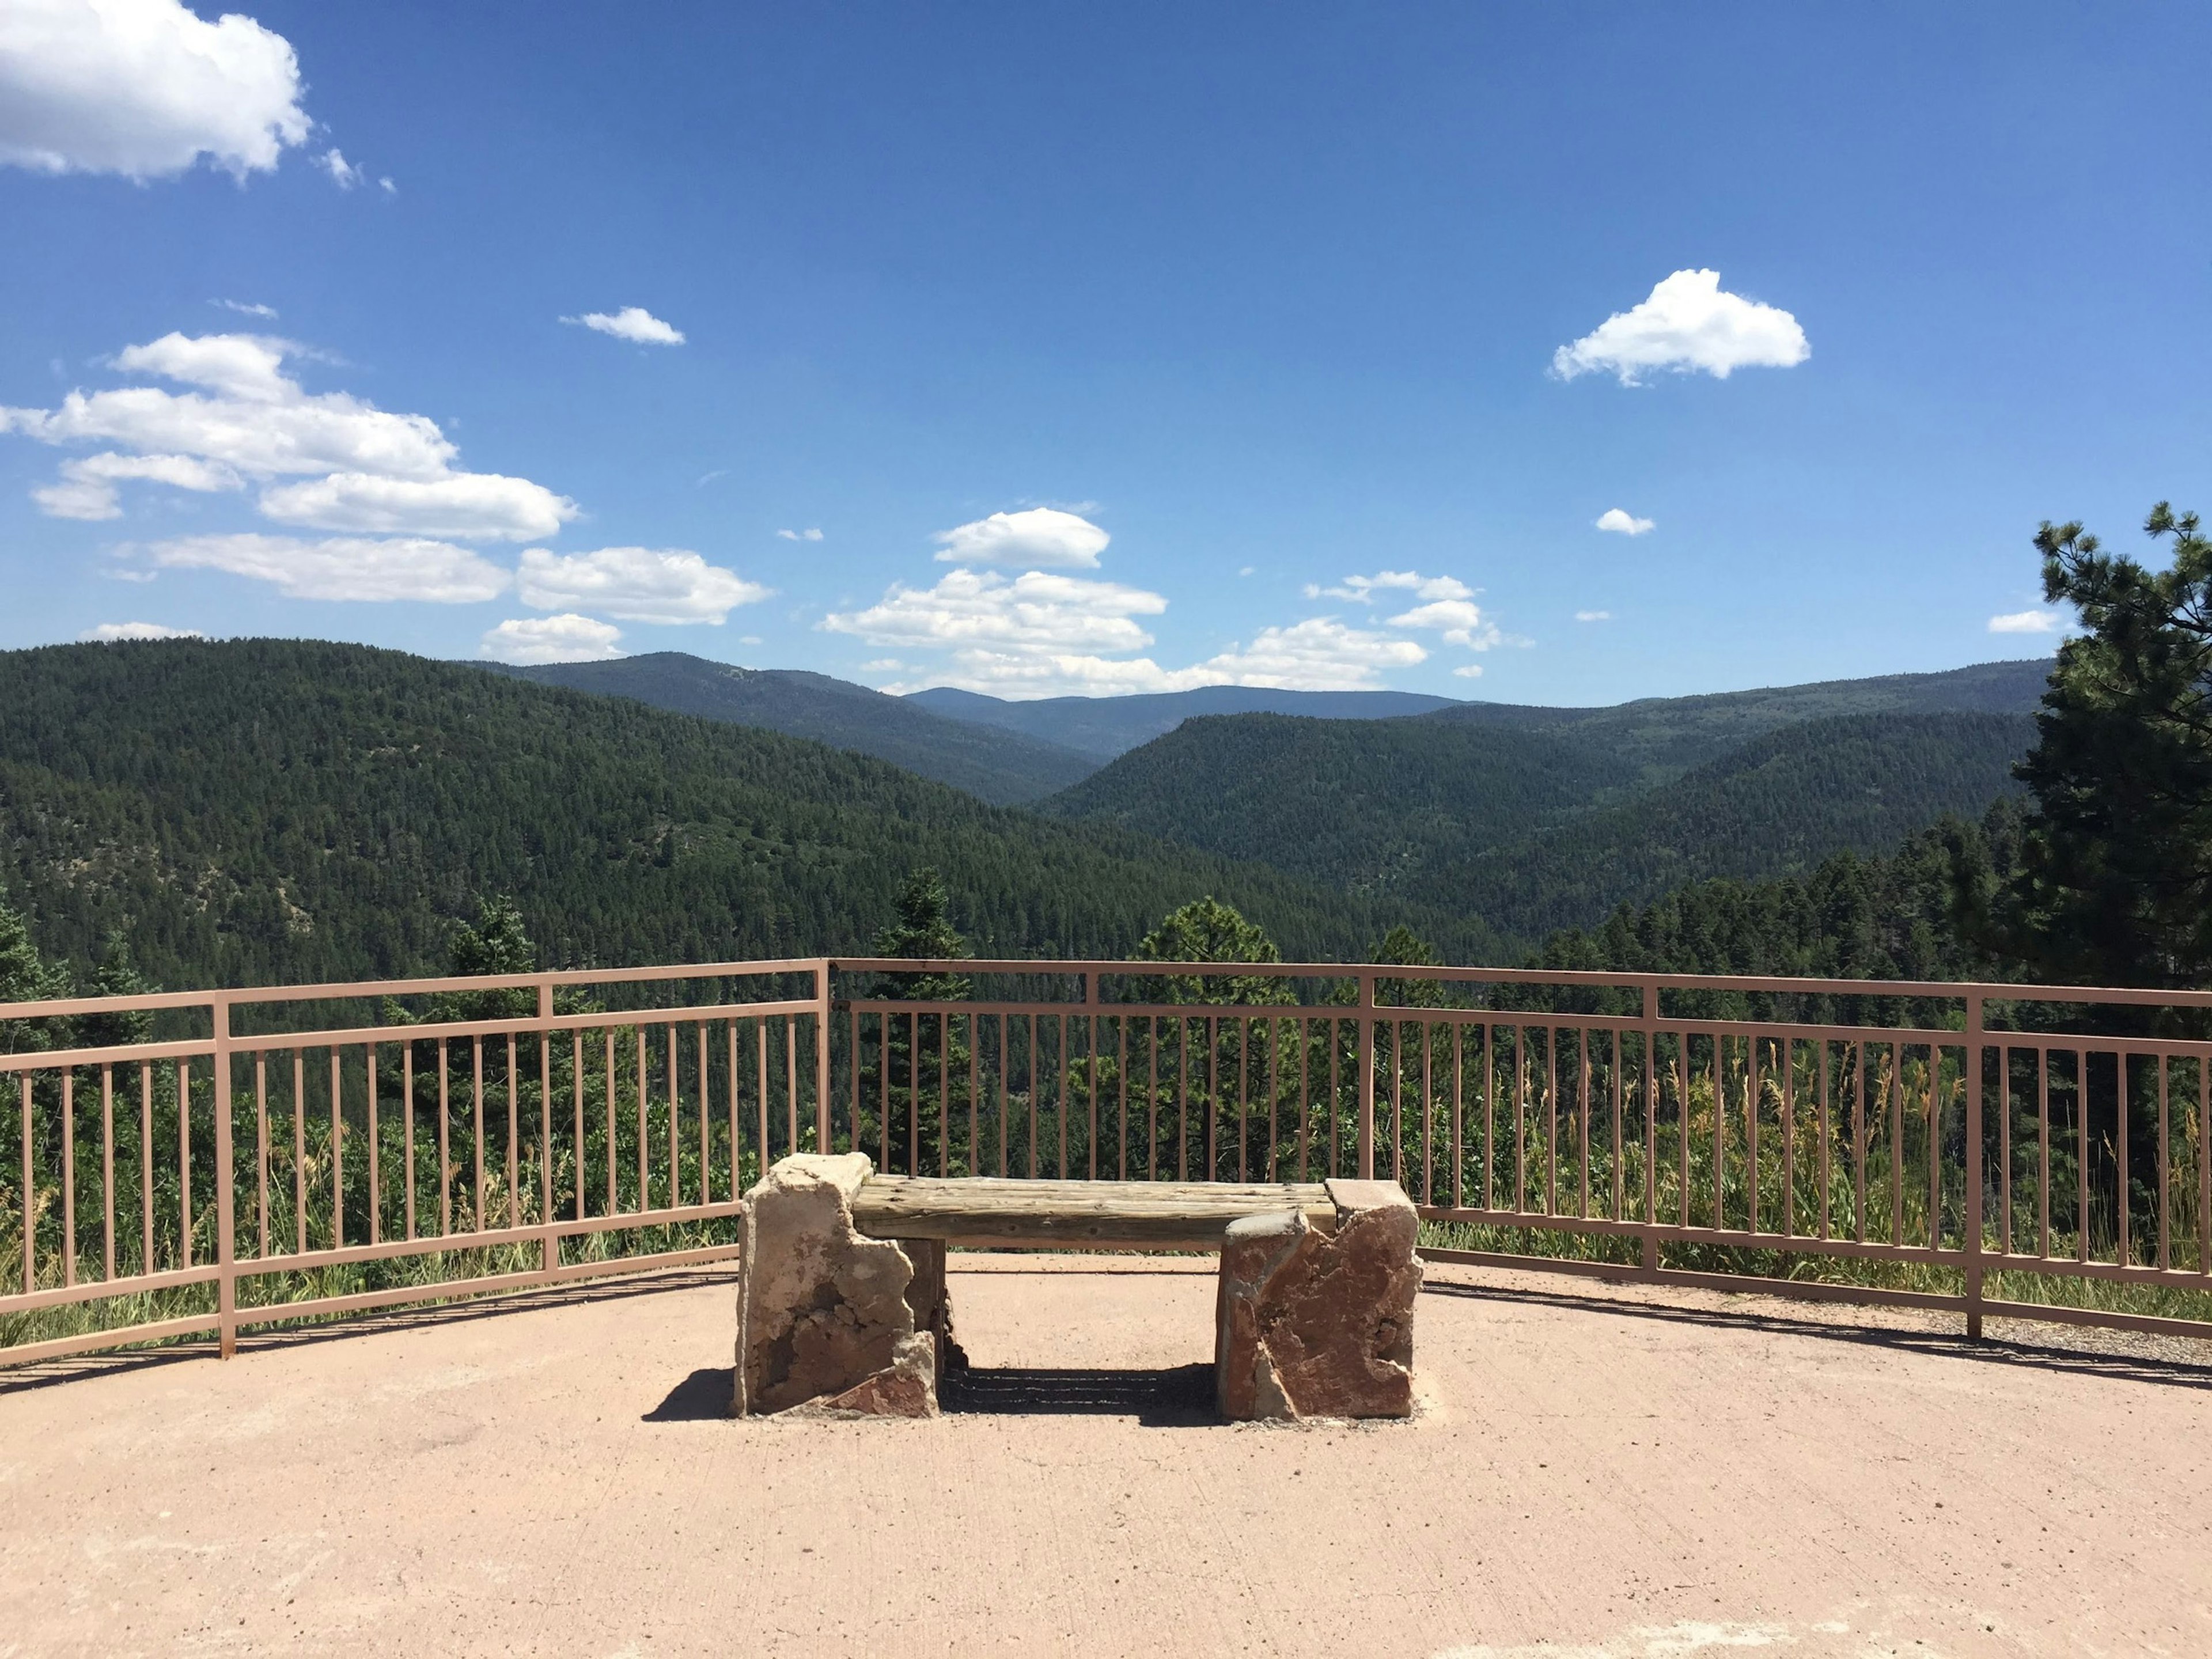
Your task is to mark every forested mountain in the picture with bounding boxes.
[905,684,1463,759]
[479,652,1098,805]
[0,640,1483,992]
[1036,713,1643,888]
[1455,711,2033,940]
[1040,697,2037,945]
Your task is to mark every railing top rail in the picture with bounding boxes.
[828,957,2212,1010]
[0,956,830,1023]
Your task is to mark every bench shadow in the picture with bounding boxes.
[645,1366,737,1421]
[942,1362,1216,1425]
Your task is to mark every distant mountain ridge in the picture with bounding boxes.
[903,684,1464,759]
[478,653,1099,805]
[1037,659,2054,946]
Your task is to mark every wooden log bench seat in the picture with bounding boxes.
[732,1154,1421,1422]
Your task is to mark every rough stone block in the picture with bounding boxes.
[1215,1179,1422,1421]
[734,1153,942,1417]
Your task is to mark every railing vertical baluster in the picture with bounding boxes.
[1356,974,1375,1181]
[140,1062,154,1273]
[61,1071,74,1290]
[1575,1026,1589,1221]
[725,1022,738,1203]
[214,1001,236,1358]
[755,1021,769,1179]
[1781,1038,1795,1239]
[1544,1024,1558,1218]
[1853,1042,1868,1244]
[634,1026,648,1212]
[179,1059,191,1270]
[1999,1044,2013,1256]
[1514,1025,1528,1215]
[1330,1017,1343,1184]
[539,1029,553,1266]
[1116,1017,1128,1182]
[1206,1016,1219,1184]
[785,1017,799,1158]
[2037,1047,2050,1259]
[1712,1033,1727,1232]
[295,1052,308,1254]
[506,1033,520,1230]
[815,968,832,1154]
[2199,1057,2210,1275]
[1237,1017,1249,1184]
[907,1011,920,1177]
[2074,1048,2089,1263]
[255,1057,268,1259]
[1146,1017,1158,1183]
[698,1023,711,1207]
[367,1043,380,1248]
[2116,1051,2131,1268]
[941,1012,953,1179]
[1640,986,1658,1240]
[1389,1020,1404,1189]
[1487,1020,1498,1213]
[18,1075,31,1294]
[403,1044,415,1244]
[1927,1044,1942,1255]
[2158,1052,2171,1272]
[1087,1013,1099,1183]
[473,1037,486,1232]
[1608,1029,1623,1223]
[1817,1041,1831,1241]
[436,1040,450,1238]
[668,1025,681,1209]
[103,1065,116,1282]
[877,1013,890,1172]
[1423,1021,1435,1208]
[578,1029,590,1218]
[847,1009,859,1162]
[1451,1024,1464,1210]
[1965,998,1984,1338]
[1887,1045,1904,1248]
[1299,1018,1313,1185]
[974,1014,985,1180]
[1028,1013,1041,1181]
[329,1050,343,1248]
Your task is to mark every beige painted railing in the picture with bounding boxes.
[8,955,2212,1366]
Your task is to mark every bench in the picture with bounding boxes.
[733,1154,1420,1422]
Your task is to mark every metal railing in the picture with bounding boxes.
[9,953,2212,1366]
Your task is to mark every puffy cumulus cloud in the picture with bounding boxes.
[1988,609,2070,635]
[0,0,310,180]
[81,620,199,641]
[1387,596,1502,651]
[933,507,1109,570]
[33,450,241,519]
[1453,664,1484,679]
[825,567,1165,657]
[1194,618,1427,689]
[316,147,359,188]
[2,332,575,541]
[147,533,510,603]
[1596,509,1654,536]
[1552,269,1809,385]
[516,546,769,624]
[479,613,624,666]
[830,569,1433,698]
[1304,570,1472,605]
[259,472,574,542]
[562,306,685,346]
[1575,609,1612,623]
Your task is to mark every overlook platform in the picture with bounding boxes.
[2,1257,2207,1657]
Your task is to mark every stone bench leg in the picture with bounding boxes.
[1215,1178,1422,1421]
[733,1153,943,1418]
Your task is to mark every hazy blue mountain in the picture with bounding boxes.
[479,652,1100,804]
[904,684,1464,759]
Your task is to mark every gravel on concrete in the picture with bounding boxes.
[2,1255,2208,1657]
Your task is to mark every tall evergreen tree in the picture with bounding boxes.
[1995,503,2212,988]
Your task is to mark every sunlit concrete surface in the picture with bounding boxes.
[2,1256,2208,1657]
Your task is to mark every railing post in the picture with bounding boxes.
[1357,971,1376,1181]
[815,960,832,1152]
[1964,992,1985,1340]
[213,993,236,1359]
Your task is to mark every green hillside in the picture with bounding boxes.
[906,684,1462,759]
[1454,711,2034,940]
[480,652,1099,805]
[0,639,1484,991]
[1035,713,1643,894]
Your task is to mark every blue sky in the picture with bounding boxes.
[2,1,2205,702]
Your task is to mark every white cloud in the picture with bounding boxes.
[516,546,769,624]
[1452,664,1484,679]
[479,613,623,665]
[1575,609,1612,623]
[377,175,395,194]
[1304,570,1473,605]
[1596,509,1655,536]
[1238,565,1255,577]
[81,620,198,641]
[1387,596,1502,650]
[933,507,1109,570]
[212,298,278,320]
[0,0,310,179]
[777,527,823,541]
[1552,269,1809,385]
[147,533,510,603]
[1988,609,2070,635]
[562,306,685,346]
[259,471,575,541]
[33,450,241,518]
[316,147,359,188]
[1194,618,1427,689]
[826,567,1164,656]
[2,331,574,543]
